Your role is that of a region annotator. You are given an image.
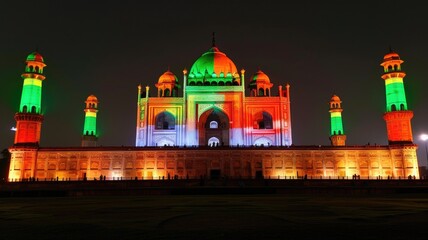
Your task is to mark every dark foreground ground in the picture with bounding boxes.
[0,180,428,239]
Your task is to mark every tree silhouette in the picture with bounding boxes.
[0,148,11,182]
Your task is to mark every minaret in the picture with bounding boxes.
[14,52,46,145]
[381,50,413,144]
[81,95,99,147]
[329,95,346,146]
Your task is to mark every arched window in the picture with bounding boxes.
[209,121,218,129]
[155,111,175,130]
[164,88,170,97]
[388,65,393,72]
[400,103,405,110]
[253,137,272,147]
[333,130,336,135]
[338,130,342,135]
[211,81,217,86]
[254,111,273,129]
[22,105,27,113]
[189,81,195,86]
[391,104,397,111]
[86,131,89,135]
[218,81,225,86]
[159,89,163,97]
[31,106,36,113]
[208,137,220,147]
[35,66,39,73]
[29,65,33,72]
[266,89,270,96]
[258,88,265,96]
[394,64,398,71]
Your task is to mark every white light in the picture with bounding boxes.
[10,127,17,131]
[420,134,428,141]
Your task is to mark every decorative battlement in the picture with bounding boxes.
[14,113,44,122]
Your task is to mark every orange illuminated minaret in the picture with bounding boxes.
[381,50,414,144]
[81,95,99,147]
[13,52,46,146]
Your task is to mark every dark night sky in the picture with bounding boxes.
[1,1,427,165]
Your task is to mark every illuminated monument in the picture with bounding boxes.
[7,43,420,181]
[136,41,292,147]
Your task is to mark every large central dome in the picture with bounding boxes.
[189,46,238,77]
[188,46,240,86]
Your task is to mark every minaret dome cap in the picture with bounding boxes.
[383,51,400,60]
[26,52,44,63]
[86,95,98,102]
[330,94,341,102]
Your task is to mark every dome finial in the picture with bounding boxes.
[212,32,216,47]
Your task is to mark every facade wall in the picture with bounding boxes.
[136,86,291,147]
[8,145,419,181]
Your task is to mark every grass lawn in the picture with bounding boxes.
[0,193,427,239]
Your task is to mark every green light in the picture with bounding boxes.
[19,78,42,113]
[83,112,97,136]
[385,78,407,111]
[330,112,344,135]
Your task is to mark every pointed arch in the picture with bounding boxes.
[164,88,170,97]
[155,111,175,130]
[199,107,230,146]
[253,111,273,129]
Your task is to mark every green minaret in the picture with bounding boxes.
[329,95,346,146]
[14,52,46,145]
[381,50,413,144]
[81,95,99,147]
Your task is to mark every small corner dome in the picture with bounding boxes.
[330,95,341,102]
[26,52,44,63]
[383,51,400,60]
[86,95,98,102]
[251,69,270,83]
[158,70,178,84]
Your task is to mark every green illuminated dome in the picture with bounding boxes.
[158,70,178,84]
[26,52,44,63]
[189,46,238,78]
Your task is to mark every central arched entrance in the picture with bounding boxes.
[198,108,230,146]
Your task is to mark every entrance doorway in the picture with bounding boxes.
[199,108,230,146]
